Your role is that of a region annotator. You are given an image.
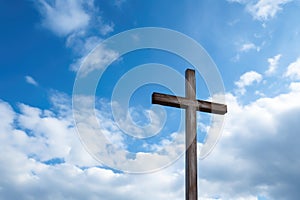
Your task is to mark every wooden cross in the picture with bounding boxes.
[152,69,227,200]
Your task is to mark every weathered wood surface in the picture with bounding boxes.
[152,92,227,115]
[185,69,198,200]
[151,69,227,200]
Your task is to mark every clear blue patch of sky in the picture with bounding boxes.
[43,157,65,166]
[0,1,75,108]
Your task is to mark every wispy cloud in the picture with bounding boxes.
[265,54,281,75]
[235,71,263,94]
[232,42,261,62]
[25,75,38,86]
[114,0,127,8]
[99,23,114,36]
[70,45,119,74]
[228,0,292,21]
[247,0,292,21]
[239,42,260,52]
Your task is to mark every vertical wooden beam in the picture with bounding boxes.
[185,69,197,200]
[152,68,227,199]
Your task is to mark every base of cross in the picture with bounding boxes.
[152,69,227,200]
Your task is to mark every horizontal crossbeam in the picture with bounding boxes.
[152,92,227,115]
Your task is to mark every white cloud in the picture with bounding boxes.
[66,35,102,59]
[72,94,185,173]
[289,82,300,91]
[265,54,281,75]
[67,34,118,73]
[110,101,166,138]
[240,43,260,52]
[1,84,300,199]
[25,75,38,86]
[97,17,115,36]
[0,95,185,199]
[0,100,15,131]
[233,42,261,62]
[100,23,114,35]
[37,0,91,36]
[34,0,116,75]
[247,0,291,21]
[228,0,292,21]
[284,57,300,80]
[198,88,300,199]
[235,71,263,94]
[71,45,119,74]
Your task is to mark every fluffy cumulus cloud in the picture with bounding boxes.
[235,71,263,95]
[199,84,300,199]
[5,0,298,199]
[0,94,186,200]
[2,70,300,199]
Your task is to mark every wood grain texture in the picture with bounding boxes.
[152,93,227,115]
[185,69,197,200]
[151,69,227,200]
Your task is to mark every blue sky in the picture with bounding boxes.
[1,0,300,199]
